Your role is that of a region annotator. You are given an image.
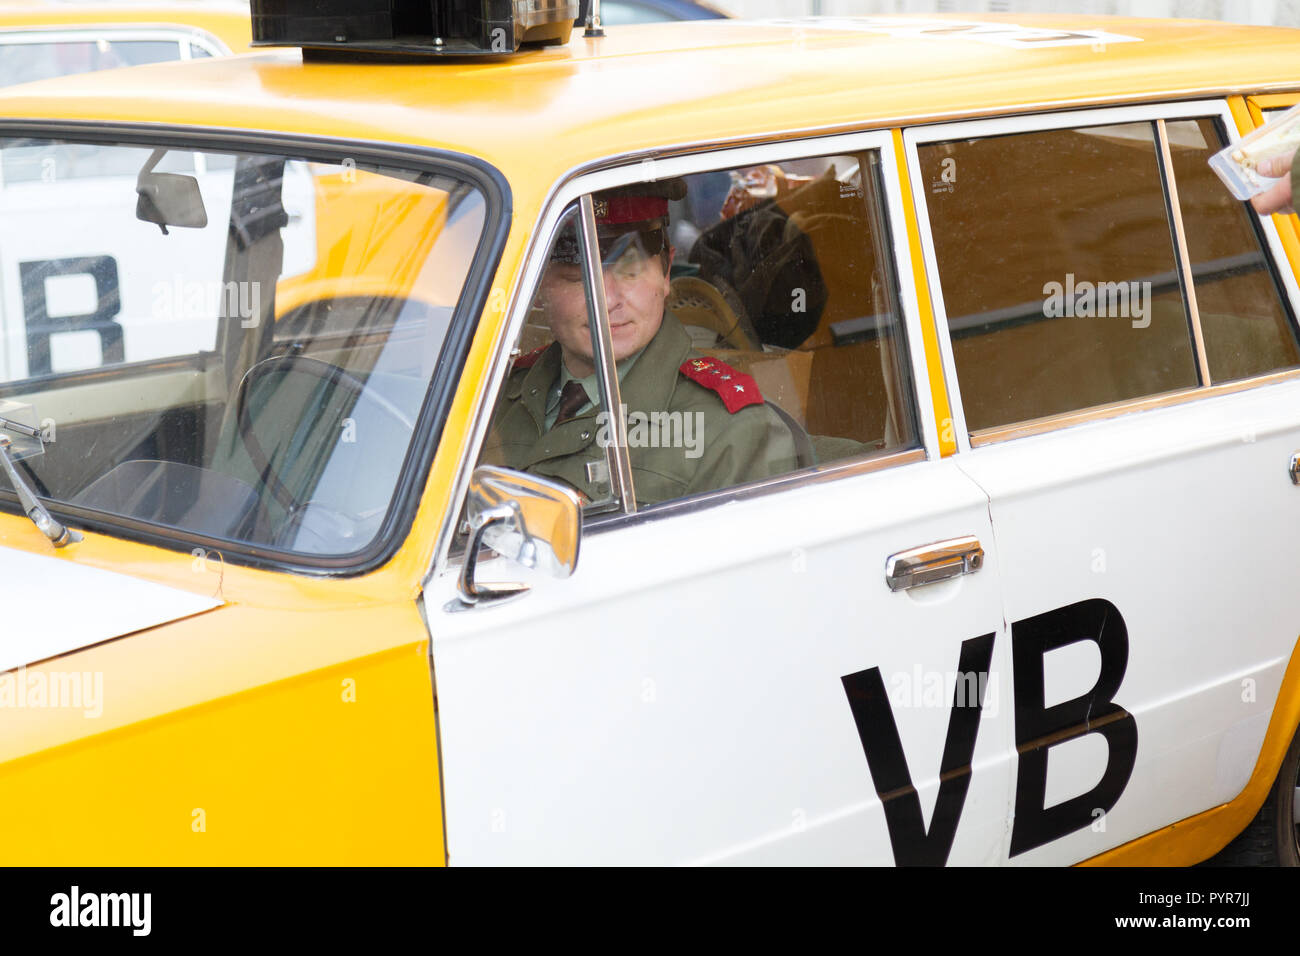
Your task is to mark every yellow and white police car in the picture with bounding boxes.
[0,1,1296,866]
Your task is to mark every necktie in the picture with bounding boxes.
[554,381,590,425]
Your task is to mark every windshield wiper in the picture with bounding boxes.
[0,416,80,548]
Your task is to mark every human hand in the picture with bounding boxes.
[1251,149,1297,215]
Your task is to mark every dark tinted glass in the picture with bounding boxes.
[920,123,1198,431]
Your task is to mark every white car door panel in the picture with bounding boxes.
[426,458,1016,865]
[956,383,1300,864]
[908,100,1300,865]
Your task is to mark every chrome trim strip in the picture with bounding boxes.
[1157,118,1212,386]
[579,194,636,514]
[969,367,1300,446]
[582,447,927,534]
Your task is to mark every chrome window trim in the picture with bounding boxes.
[1155,117,1211,386]
[904,98,1300,449]
[428,129,937,578]
[183,32,230,59]
[969,367,1300,446]
[582,447,927,534]
[578,194,636,514]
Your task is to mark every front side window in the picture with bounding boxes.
[477,147,919,513]
[478,205,619,510]
[0,136,488,562]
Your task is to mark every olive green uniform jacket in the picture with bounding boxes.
[481,311,800,506]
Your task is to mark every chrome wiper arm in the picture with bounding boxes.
[0,429,80,548]
[0,416,41,440]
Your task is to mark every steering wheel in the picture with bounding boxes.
[233,353,415,536]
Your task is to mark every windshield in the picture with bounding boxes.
[0,136,486,561]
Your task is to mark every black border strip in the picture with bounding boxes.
[0,119,511,577]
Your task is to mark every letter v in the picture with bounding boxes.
[840,633,995,865]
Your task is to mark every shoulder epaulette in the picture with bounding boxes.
[511,345,549,371]
[678,356,764,414]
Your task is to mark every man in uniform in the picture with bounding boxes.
[481,181,801,506]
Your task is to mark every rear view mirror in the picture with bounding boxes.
[450,465,581,611]
[136,149,207,233]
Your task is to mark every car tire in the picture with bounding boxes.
[1207,722,1300,866]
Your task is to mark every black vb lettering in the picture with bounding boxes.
[1009,598,1137,856]
[841,633,995,866]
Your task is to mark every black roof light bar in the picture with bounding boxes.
[250,0,582,58]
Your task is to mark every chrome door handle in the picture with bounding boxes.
[886,536,984,592]
[1290,452,1300,485]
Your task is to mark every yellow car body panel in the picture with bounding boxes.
[1,15,1298,191]
[1080,635,1300,866]
[0,602,443,864]
[275,169,452,317]
[891,127,956,458]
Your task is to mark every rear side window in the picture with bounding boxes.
[919,123,1198,431]
[918,116,1298,434]
[1166,118,1300,382]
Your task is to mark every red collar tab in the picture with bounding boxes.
[678,357,764,414]
[512,345,549,371]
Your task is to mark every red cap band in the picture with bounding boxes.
[595,195,668,226]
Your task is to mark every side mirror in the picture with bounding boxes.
[136,149,207,233]
[451,465,581,611]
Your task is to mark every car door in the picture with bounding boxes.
[908,100,1300,864]
[423,132,1020,865]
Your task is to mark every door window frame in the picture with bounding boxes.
[905,99,1300,450]
[435,129,939,570]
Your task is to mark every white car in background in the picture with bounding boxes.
[0,2,252,86]
[0,4,315,380]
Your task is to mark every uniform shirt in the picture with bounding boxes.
[544,350,641,430]
[482,310,800,506]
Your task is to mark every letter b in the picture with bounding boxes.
[1009,598,1137,856]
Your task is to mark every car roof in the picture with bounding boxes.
[0,2,252,51]
[0,14,1295,194]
